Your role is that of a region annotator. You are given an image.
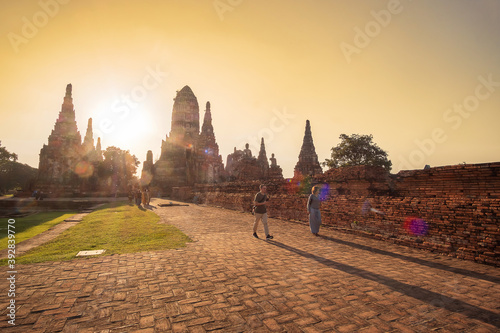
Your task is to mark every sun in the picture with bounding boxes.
[92,105,153,150]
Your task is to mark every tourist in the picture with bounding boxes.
[135,188,142,206]
[145,188,151,205]
[307,186,321,236]
[253,184,273,240]
[141,188,149,206]
[128,188,133,204]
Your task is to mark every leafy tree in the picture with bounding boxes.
[0,141,18,163]
[323,134,392,171]
[0,141,37,194]
[100,147,139,192]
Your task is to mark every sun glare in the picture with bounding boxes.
[92,105,152,150]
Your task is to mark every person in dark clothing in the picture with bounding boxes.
[253,184,273,240]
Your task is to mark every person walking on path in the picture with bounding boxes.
[141,189,148,206]
[308,186,322,236]
[253,184,273,240]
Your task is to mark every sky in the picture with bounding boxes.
[1,0,499,178]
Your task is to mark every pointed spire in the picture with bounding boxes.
[96,137,101,152]
[294,120,322,176]
[49,84,80,145]
[63,83,73,107]
[205,101,211,119]
[82,118,95,155]
[201,101,213,136]
[38,84,82,190]
[95,137,103,162]
[198,101,220,159]
[141,150,154,186]
[65,83,72,97]
[258,137,269,168]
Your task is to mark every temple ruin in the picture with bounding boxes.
[225,139,283,181]
[37,84,102,195]
[33,84,499,266]
[145,86,225,194]
[144,86,285,194]
[294,120,323,177]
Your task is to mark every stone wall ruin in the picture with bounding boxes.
[179,163,500,266]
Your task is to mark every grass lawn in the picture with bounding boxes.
[0,202,191,265]
[0,211,78,249]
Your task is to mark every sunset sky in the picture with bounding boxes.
[1,0,499,178]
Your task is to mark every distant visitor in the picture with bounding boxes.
[307,186,322,236]
[252,184,273,240]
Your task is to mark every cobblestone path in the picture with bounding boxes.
[0,198,499,332]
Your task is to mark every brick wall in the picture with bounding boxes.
[181,163,500,266]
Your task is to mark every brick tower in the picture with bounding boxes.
[37,84,83,193]
[294,120,323,177]
[153,86,224,194]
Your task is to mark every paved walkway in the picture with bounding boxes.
[1,198,499,332]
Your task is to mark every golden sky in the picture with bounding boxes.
[1,0,499,178]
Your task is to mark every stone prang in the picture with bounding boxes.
[294,120,322,177]
[147,86,224,194]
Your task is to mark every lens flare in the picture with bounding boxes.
[319,184,330,201]
[404,217,428,236]
[74,161,94,178]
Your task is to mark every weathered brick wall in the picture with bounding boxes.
[395,163,500,198]
[182,163,500,266]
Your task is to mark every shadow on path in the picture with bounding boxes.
[268,240,500,328]
[318,235,500,284]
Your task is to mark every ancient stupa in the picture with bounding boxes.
[294,120,323,177]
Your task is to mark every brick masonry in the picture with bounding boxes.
[182,163,500,266]
[2,200,499,332]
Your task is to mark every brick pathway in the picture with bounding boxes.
[1,198,499,332]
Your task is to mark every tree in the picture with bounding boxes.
[101,147,139,193]
[0,141,17,163]
[323,134,392,171]
[0,141,37,194]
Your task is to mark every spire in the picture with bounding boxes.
[258,137,269,168]
[141,150,154,186]
[63,83,73,106]
[294,120,322,176]
[96,137,101,152]
[37,84,82,190]
[198,101,220,158]
[65,83,72,97]
[82,118,95,155]
[201,101,213,136]
[95,137,103,162]
[48,84,80,146]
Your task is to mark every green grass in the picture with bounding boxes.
[0,212,78,249]
[0,202,191,265]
